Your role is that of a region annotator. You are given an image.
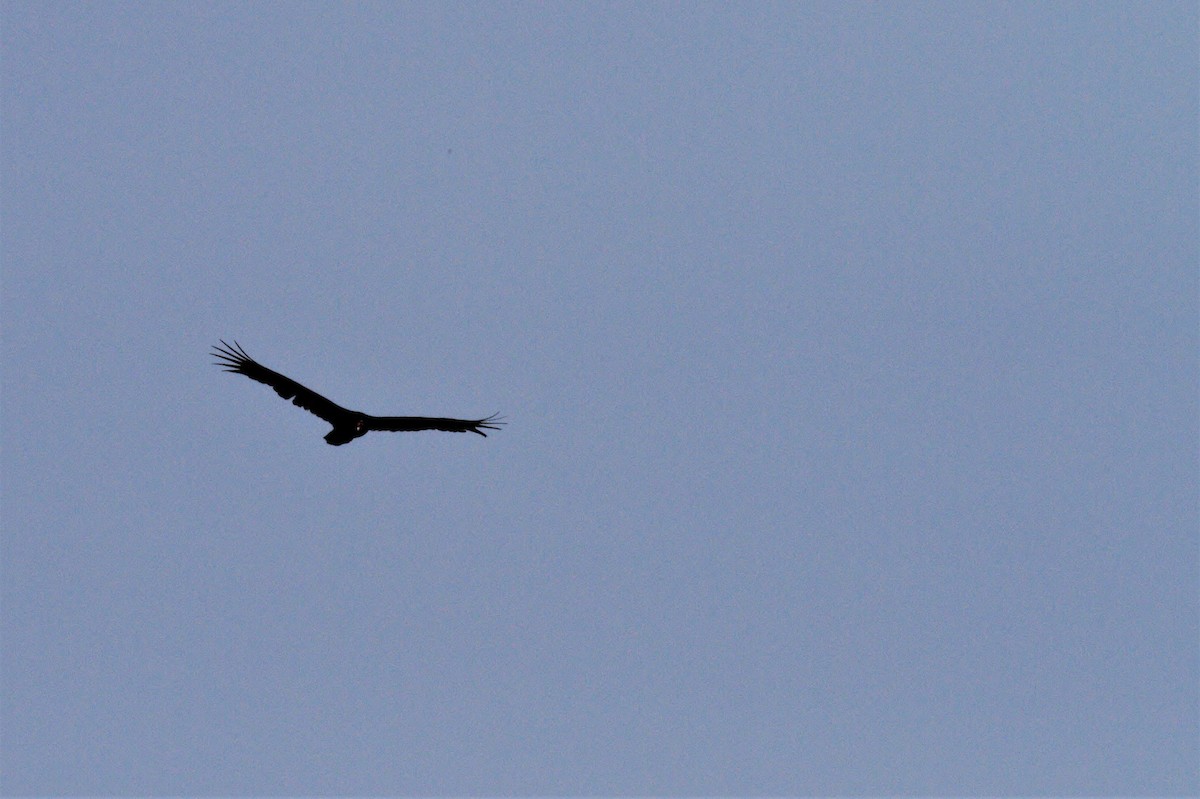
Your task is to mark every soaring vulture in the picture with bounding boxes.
[212,340,504,445]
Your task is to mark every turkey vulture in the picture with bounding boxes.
[212,340,504,445]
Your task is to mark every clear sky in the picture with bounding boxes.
[2,2,1196,794]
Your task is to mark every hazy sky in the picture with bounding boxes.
[2,2,1196,794]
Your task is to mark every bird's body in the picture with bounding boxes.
[212,341,503,445]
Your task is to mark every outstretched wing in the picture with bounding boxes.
[367,413,505,437]
[212,340,352,425]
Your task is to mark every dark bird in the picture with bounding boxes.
[212,340,504,445]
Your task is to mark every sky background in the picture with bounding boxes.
[2,2,1196,794]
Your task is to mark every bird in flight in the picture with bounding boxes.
[212,340,504,445]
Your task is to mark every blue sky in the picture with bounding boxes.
[2,2,1196,794]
